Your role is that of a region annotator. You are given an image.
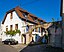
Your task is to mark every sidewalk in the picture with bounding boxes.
[10,43,27,52]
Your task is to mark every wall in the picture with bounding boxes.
[2,11,34,43]
[2,11,24,43]
[48,22,62,47]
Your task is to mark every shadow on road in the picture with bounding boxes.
[19,42,64,52]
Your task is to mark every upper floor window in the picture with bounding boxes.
[10,12,13,19]
[33,29,36,32]
[6,28,8,32]
[10,25,13,31]
[6,26,8,31]
[15,24,18,30]
[26,25,29,32]
[38,28,40,33]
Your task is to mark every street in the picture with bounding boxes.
[0,41,18,52]
[20,44,64,52]
[0,39,64,52]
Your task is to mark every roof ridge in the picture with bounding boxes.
[2,6,46,24]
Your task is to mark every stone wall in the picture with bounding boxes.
[48,22,62,47]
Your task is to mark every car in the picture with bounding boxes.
[2,39,18,45]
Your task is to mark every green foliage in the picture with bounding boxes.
[52,18,55,22]
[15,29,21,34]
[5,31,10,35]
[5,30,21,37]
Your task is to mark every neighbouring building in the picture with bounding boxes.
[60,0,64,49]
[47,21,62,47]
[1,6,48,44]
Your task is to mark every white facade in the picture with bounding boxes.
[2,11,34,43]
[62,0,64,13]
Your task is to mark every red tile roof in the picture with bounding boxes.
[2,6,46,24]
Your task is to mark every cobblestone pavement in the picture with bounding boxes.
[19,44,64,52]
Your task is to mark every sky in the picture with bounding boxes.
[0,0,61,23]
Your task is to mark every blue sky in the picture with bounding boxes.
[0,0,61,22]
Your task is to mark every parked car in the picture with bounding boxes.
[2,39,18,45]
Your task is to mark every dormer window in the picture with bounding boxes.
[23,13,27,18]
[23,13,26,17]
[40,22,43,24]
[38,20,40,23]
[34,19,38,23]
[32,17,35,21]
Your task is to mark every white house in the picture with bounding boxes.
[1,6,46,44]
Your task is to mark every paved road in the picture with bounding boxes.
[20,44,64,52]
[0,41,18,52]
[0,39,64,52]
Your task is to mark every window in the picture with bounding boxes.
[10,25,13,31]
[10,12,13,19]
[34,19,38,23]
[38,20,41,23]
[23,13,27,18]
[34,28,37,32]
[26,25,29,32]
[15,24,18,30]
[40,22,43,24]
[30,16,35,20]
[33,29,36,32]
[6,28,8,32]
[6,26,8,31]
[38,28,40,33]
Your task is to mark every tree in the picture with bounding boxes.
[5,30,21,38]
[52,18,55,25]
[52,18,55,22]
